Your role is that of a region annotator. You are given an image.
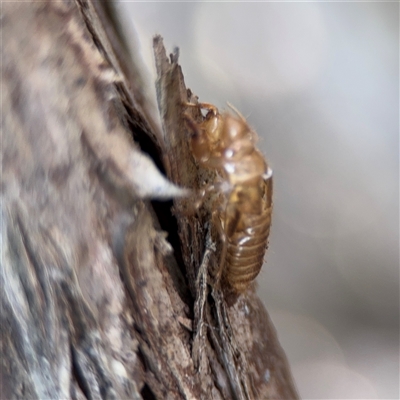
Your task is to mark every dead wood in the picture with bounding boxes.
[1,1,299,399]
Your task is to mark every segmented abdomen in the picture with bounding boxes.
[223,178,273,293]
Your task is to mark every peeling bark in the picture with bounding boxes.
[1,1,299,399]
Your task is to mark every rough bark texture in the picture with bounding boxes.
[1,1,299,399]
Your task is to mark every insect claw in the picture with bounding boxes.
[182,101,197,108]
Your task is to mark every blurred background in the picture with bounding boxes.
[117,2,399,398]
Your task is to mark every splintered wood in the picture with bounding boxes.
[153,35,299,399]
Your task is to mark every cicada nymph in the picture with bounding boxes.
[184,102,273,294]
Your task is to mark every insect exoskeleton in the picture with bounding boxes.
[184,101,273,294]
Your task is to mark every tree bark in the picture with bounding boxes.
[1,1,299,399]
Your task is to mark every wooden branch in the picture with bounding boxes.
[153,37,299,400]
[1,1,299,399]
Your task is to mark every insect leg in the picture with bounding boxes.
[177,182,220,218]
[211,210,228,289]
[183,101,219,116]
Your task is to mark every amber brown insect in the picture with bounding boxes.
[184,102,273,293]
